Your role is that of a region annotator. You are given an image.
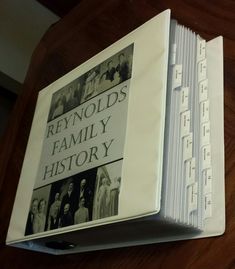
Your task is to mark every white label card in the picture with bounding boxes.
[200,100,210,123]
[203,168,212,194]
[183,133,193,161]
[199,79,208,103]
[197,38,206,62]
[181,110,190,137]
[200,122,210,146]
[185,158,196,186]
[172,64,182,89]
[188,182,198,214]
[201,145,211,169]
[198,59,207,82]
[204,193,212,219]
[180,87,189,112]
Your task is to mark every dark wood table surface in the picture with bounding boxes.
[1,0,235,268]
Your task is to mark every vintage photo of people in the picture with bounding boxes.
[47,169,96,231]
[48,44,133,122]
[93,160,122,220]
[25,159,122,235]
[25,185,51,235]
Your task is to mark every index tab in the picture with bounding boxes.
[183,133,193,161]
[201,145,211,169]
[188,182,198,213]
[199,79,208,103]
[180,87,189,112]
[180,110,190,137]
[204,193,212,219]
[200,122,210,146]
[185,158,196,186]
[203,168,212,194]
[172,64,182,89]
[200,100,210,123]
[197,37,206,62]
[198,59,207,82]
[170,43,177,65]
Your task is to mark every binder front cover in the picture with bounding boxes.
[7,10,171,246]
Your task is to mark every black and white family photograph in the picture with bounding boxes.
[25,159,122,235]
[48,44,133,122]
[46,168,96,231]
[25,185,51,235]
[93,160,122,220]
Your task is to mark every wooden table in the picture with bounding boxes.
[1,0,235,268]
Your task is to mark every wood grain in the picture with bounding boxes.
[1,0,235,268]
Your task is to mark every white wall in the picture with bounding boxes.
[0,0,59,85]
